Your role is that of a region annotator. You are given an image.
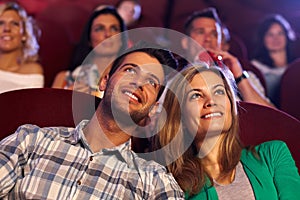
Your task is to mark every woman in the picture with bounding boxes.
[251,14,296,107]
[52,6,127,98]
[152,64,300,199]
[0,2,43,94]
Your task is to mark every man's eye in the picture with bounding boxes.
[148,79,158,88]
[125,67,136,74]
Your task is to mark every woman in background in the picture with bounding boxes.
[251,14,296,107]
[0,2,43,94]
[151,64,300,199]
[52,6,127,98]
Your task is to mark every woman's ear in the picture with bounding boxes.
[99,74,109,91]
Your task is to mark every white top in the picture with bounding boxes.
[0,69,44,94]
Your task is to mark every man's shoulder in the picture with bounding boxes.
[13,124,75,142]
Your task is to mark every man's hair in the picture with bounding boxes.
[184,7,222,35]
[108,41,178,99]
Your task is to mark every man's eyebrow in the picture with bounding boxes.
[120,62,161,85]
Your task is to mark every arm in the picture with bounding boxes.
[51,70,68,88]
[236,71,274,108]
[0,125,37,198]
[152,170,185,200]
[269,141,300,200]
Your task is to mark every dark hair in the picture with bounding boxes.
[252,14,296,68]
[108,41,178,99]
[184,7,222,35]
[69,6,128,71]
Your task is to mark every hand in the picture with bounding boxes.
[206,48,243,78]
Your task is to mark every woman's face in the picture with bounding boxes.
[183,71,232,143]
[0,10,24,53]
[264,23,287,52]
[90,14,122,57]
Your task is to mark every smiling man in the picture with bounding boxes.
[0,42,184,199]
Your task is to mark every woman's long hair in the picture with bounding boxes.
[252,14,296,68]
[151,64,242,195]
[0,2,40,63]
[68,6,128,72]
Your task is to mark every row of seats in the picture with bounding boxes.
[0,88,299,168]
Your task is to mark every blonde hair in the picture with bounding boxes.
[152,64,242,195]
[0,2,40,62]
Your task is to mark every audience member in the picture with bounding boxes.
[52,6,127,98]
[0,2,43,94]
[116,0,142,28]
[152,64,300,199]
[181,7,274,107]
[251,14,296,107]
[0,42,184,199]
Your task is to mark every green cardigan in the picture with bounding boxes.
[187,140,300,200]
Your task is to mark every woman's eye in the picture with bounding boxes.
[191,93,201,100]
[12,21,20,27]
[215,89,225,95]
[110,26,120,33]
[94,26,105,32]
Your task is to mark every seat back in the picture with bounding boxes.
[238,101,300,169]
[280,58,300,120]
[35,2,91,87]
[0,88,100,140]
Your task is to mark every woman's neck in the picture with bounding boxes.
[0,51,23,71]
[196,134,236,185]
[269,49,287,67]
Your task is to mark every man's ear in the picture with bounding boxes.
[99,74,109,91]
[149,102,160,118]
[181,37,188,50]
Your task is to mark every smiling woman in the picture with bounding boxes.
[151,64,300,199]
[0,2,44,93]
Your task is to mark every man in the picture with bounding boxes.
[0,43,184,199]
[181,7,274,107]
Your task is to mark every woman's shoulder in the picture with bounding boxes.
[255,140,287,150]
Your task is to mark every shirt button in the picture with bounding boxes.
[77,180,81,185]
[90,156,93,161]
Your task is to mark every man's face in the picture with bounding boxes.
[184,17,222,60]
[103,52,164,125]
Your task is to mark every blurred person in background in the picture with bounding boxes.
[251,14,296,108]
[0,2,43,94]
[52,6,127,98]
[116,0,142,28]
[181,7,274,108]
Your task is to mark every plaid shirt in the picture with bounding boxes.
[0,120,184,199]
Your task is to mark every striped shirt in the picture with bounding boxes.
[0,120,184,199]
